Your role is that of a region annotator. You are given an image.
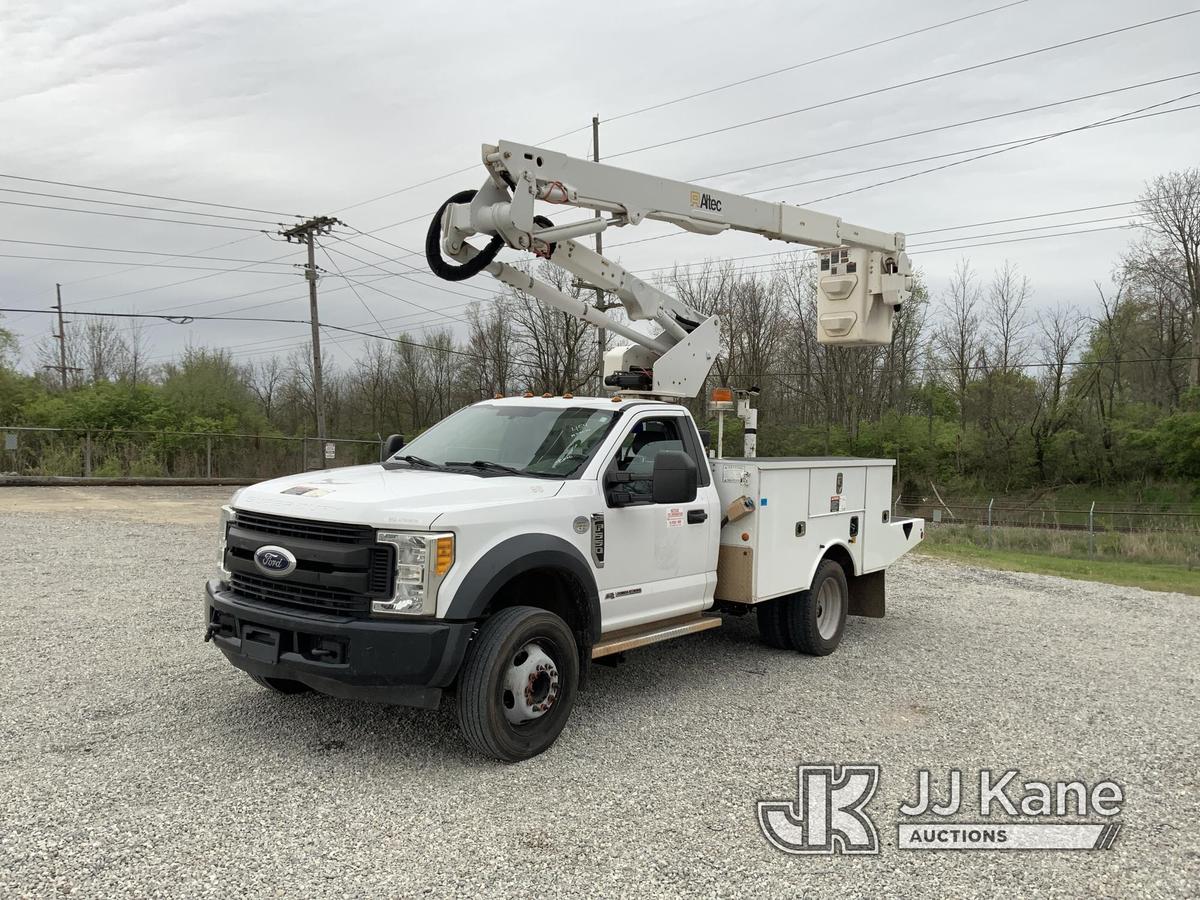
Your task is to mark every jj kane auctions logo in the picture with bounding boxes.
[758,765,1124,854]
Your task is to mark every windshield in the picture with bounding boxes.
[388,404,617,478]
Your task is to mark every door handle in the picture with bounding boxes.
[687,509,708,524]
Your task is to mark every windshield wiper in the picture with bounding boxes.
[392,454,445,470]
[445,460,559,479]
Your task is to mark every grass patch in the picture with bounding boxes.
[919,536,1200,596]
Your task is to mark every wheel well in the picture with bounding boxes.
[482,566,594,650]
[821,543,856,581]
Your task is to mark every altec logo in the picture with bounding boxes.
[689,190,723,212]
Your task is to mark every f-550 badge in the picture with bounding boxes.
[590,513,605,568]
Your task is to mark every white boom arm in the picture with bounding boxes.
[426,140,913,398]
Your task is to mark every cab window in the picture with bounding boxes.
[609,415,707,500]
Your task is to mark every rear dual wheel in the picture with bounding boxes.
[756,560,848,656]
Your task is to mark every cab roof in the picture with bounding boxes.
[477,395,682,412]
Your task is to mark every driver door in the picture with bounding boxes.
[595,412,717,632]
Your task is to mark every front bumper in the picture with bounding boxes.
[205,580,474,708]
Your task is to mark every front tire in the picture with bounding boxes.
[456,606,579,762]
[787,560,849,656]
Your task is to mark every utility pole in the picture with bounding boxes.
[43,283,81,389]
[280,216,341,449]
[592,115,606,388]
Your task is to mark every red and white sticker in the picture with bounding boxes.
[666,507,684,527]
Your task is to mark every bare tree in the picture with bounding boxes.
[1029,303,1085,481]
[118,317,149,384]
[462,298,515,399]
[985,261,1032,372]
[249,357,288,421]
[1139,169,1200,385]
[507,262,597,394]
[932,259,984,426]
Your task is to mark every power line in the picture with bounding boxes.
[693,71,1200,183]
[604,10,1200,160]
[0,198,268,232]
[800,88,1200,205]
[604,82,1200,252]
[341,2,1031,213]
[0,252,299,274]
[331,271,472,327]
[536,1,1030,144]
[744,102,1200,198]
[290,90,1195,287]
[913,223,1140,254]
[0,186,283,225]
[0,237,302,267]
[323,243,489,304]
[0,172,303,219]
[136,286,480,361]
[327,240,494,300]
[911,214,1136,246]
[672,223,1143,281]
[60,235,266,288]
[318,241,390,337]
[6,305,1196,380]
[627,204,1146,276]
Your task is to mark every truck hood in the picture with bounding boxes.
[232,464,564,530]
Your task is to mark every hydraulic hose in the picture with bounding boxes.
[425,190,505,281]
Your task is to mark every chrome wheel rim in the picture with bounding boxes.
[502,641,561,725]
[814,578,843,640]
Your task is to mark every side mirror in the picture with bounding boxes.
[696,429,711,449]
[651,450,697,504]
[382,433,405,460]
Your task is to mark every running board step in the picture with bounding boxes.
[591,613,721,659]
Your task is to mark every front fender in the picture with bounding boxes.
[443,533,601,643]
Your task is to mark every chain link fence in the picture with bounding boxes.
[897,493,1200,567]
[0,426,385,481]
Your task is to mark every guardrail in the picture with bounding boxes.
[0,426,385,481]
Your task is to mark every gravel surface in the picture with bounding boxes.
[1,487,1196,898]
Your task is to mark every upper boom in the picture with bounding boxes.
[425,140,913,398]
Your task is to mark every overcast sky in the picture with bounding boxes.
[1,0,1197,371]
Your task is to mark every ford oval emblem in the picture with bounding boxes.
[254,545,296,577]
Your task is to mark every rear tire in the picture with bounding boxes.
[787,560,848,656]
[456,606,579,762]
[756,596,795,650]
[248,674,311,694]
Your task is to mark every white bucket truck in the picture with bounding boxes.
[205,142,924,760]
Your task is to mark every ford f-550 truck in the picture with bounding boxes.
[207,396,923,760]
[204,141,924,760]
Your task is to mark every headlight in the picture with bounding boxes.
[373,532,454,617]
[217,505,235,582]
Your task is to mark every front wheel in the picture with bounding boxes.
[787,560,848,656]
[455,606,579,762]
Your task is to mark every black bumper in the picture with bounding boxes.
[205,580,474,709]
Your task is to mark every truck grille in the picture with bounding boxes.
[225,510,393,618]
[231,510,372,544]
[229,572,371,616]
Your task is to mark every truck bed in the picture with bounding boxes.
[710,457,923,604]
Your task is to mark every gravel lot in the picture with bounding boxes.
[1,486,1197,898]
